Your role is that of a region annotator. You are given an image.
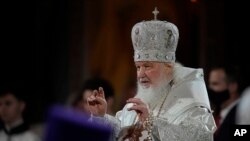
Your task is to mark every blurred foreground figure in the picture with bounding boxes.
[0,88,40,141]
[44,105,111,141]
[87,7,216,141]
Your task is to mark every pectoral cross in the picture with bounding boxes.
[152,7,159,20]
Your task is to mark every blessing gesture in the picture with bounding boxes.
[87,87,107,117]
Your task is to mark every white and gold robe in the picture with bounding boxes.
[92,66,217,141]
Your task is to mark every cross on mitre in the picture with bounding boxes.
[152,7,159,20]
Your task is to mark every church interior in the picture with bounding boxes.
[1,0,249,137]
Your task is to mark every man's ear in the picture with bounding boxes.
[163,63,174,79]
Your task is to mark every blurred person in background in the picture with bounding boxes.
[69,91,88,114]
[71,77,115,116]
[208,66,241,141]
[0,88,40,141]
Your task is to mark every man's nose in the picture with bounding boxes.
[137,67,145,78]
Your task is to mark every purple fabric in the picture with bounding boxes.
[43,105,111,141]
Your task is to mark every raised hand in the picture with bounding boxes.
[87,87,107,117]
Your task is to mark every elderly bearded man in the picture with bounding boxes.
[87,8,216,141]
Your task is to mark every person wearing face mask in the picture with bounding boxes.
[208,66,241,141]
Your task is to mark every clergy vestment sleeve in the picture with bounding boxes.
[90,114,121,140]
[152,106,216,141]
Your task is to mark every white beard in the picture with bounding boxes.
[135,77,171,110]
